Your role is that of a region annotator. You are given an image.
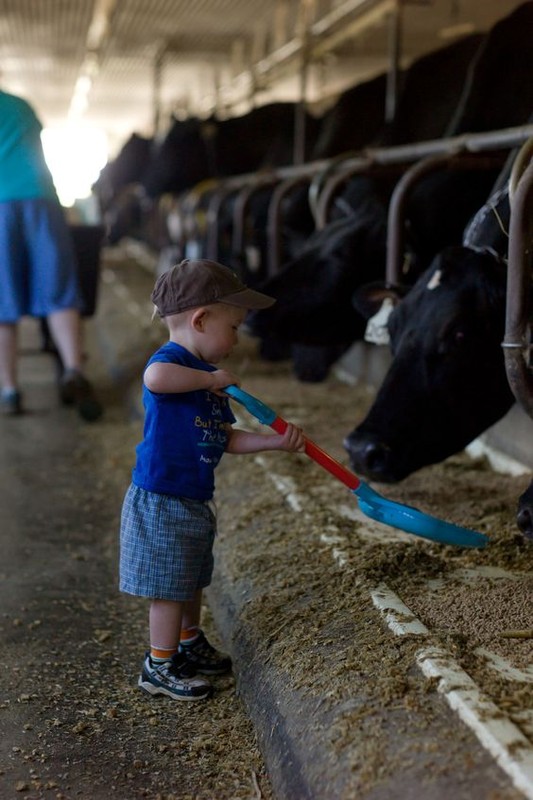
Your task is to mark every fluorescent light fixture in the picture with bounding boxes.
[439,22,476,39]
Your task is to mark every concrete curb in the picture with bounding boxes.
[207,449,532,800]
[208,568,350,800]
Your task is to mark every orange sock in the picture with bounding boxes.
[180,626,199,644]
[150,645,177,663]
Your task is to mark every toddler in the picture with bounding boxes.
[120,258,304,700]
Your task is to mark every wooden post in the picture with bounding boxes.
[152,45,165,136]
[385,0,402,125]
[294,0,314,165]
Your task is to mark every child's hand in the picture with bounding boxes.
[278,423,306,452]
[209,369,240,395]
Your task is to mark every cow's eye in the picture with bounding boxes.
[446,330,466,351]
[435,330,465,357]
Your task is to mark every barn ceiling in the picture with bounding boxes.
[0,0,527,155]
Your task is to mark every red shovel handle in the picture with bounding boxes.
[270,415,361,492]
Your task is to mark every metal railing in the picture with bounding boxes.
[175,123,533,416]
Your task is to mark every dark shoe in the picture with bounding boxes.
[179,630,232,675]
[59,370,103,421]
[138,652,212,701]
[0,389,23,416]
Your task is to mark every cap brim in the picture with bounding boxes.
[220,288,276,310]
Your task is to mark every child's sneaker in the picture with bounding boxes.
[138,652,212,701]
[179,630,232,675]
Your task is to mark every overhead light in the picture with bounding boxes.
[69,93,89,117]
[439,22,476,39]
[75,75,92,95]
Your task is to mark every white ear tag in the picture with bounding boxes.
[245,245,261,272]
[426,269,442,290]
[364,297,394,345]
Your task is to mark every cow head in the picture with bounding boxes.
[93,133,154,213]
[344,245,515,482]
[246,196,387,348]
[141,117,215,198]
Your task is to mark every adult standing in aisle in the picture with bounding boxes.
[0,87,102,420]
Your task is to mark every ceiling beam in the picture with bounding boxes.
[69,0,119,120]
[202,0,396,113]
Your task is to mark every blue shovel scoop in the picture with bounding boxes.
[224,385,488,548]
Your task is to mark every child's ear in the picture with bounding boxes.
[191,308,208,331]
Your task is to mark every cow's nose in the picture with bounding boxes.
[516,507,533,541]
[360,441,392,475]
[344,435,393,480]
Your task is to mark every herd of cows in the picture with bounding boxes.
[93,2,533,540]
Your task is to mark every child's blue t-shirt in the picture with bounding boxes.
[132,341,236,501]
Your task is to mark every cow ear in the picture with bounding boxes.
[352,281,405,320]
[364,297,395,345]
[353,282,407,346]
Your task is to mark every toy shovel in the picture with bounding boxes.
[224,385,488,548]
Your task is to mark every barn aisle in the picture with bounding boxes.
[0,246,531,800]
[0,251,273,800]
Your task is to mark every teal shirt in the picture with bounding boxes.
[0,90,58,202]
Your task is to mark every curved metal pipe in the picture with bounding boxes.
[173,126,533,279]
[266,175,311,276]
[217,123,533,191]
[503,157,533,417]
[206,184,244,261]
[308,151,360,223]
[386,153,459,285]
[178,180,220,255]
[315,158,374,229]
[232,176,280,258]
[510,137,533,199]
[386,151,503,285]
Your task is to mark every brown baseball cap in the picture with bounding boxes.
[151,259,276,317]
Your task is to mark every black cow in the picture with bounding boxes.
[247,159,497,384]
[189,32,483,280]
[247,176,388,346]
[344,244,514,482]
[92,132,157,246]
[247,163,497,381]
[344,170,513,479]
[249,167,498,337]
[141,104,321,199]
[93,132,153,214]
[345,184,533,546]
[444,1,533,137]
[247,178,389,381]
[309,32,482,161]
[273,32,484,267]
[249,2,533,382]
[311,72,388,160]
[517,483,533,541]
[343,147,533,545]
[103,104,321,248]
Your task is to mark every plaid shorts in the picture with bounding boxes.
[119,483,217,601]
